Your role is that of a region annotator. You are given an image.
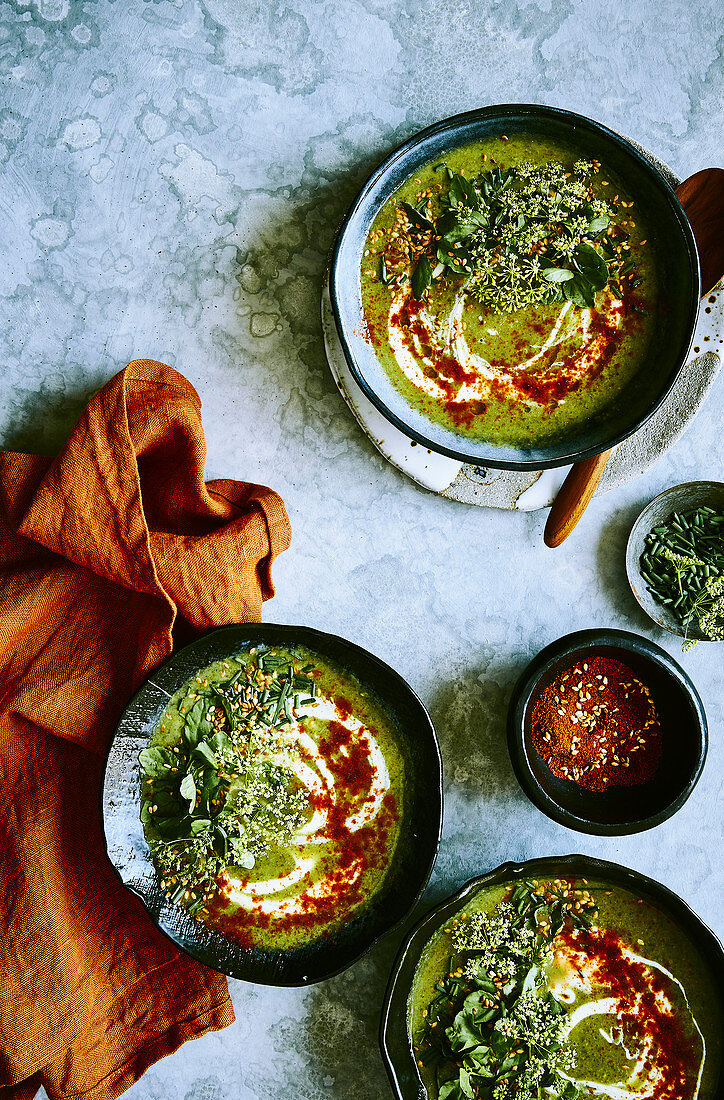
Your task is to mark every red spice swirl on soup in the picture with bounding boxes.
[360,134,657,447]
[139,646,404,951]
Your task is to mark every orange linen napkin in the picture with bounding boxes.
[0,360,292,1100]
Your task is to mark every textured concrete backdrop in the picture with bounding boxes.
[1,1,723,1097]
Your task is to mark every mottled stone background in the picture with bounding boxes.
[2,0,723,1097]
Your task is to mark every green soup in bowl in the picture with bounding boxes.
[381,856,723,1100]
[331,105,700,469]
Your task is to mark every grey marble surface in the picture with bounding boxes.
[2,1,723,1098]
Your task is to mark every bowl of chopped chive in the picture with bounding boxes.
[102,623,442,985]
[627,481,724,647]
[506,629,707,835]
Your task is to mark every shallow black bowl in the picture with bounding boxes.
[507,629,707,835]
[102,623,443,985]
[331,103,700,470]
[380,854,724,1100]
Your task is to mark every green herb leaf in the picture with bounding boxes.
[587,213,610,235]
[438,1081,466,1100]
[411,254,432,299]
[542,267,575,284]
[184,697,211,747]
[192,741,218,769]
[179,771,197,813]
[138,746,173,776]
[574,242,609,291]
[400,201,434,233]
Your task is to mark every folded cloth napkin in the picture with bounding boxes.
[0,360,291,1100]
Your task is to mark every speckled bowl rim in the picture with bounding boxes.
[380,853,724,1100]
[626,481,724,641]
[506,628,707,835]
[101,623,443,986]
[330,103,701,470]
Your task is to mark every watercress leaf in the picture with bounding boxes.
[190,817,211,834]
[587,213,610,236]
[210,731,230,754]
[448,174,466,207]
[151,790,183,814]
[577,277,597,308]
[463,990,489,1013]
[214,824,229,859]
[438,1082,465,1100]
[400,201,434,233]
[411,254,432,299]
[153,815,184,838]
[458,1067,474,1099]
[574,242,609,290]
[212,688,235,727]
[183,696,210,747]
[193,741,218,768]
[564,276,593,308]
[446,1012,483,1052]
[440,227,474,247]
[179,770,197,813]
[437,247,469,275]
[138,746,173,776]
[542,267,575,284]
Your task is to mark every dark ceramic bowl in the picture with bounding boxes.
[507,629,707,834]
[331,104,700,470]
[102,623,442,985]
[380,854,724,1100]
[627,481,724,641]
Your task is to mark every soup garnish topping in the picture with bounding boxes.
[412,878,712,1100]
[360,134,658,447]
[139,645,405,947]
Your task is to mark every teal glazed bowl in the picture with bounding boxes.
[330,104,700,470]
[380,854,724,1100]
[506,629,707,835]
[102,624,442,985]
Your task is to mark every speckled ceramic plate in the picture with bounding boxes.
[102,624,443,985]
[380,854,724,1100]
[330,104,700,470]
[322,278,723,509]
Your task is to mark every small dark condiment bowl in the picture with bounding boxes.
[102,623,443,985]
[507,629,707,835]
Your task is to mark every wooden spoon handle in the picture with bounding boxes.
[676,167,724,297]
[544,450,612,547]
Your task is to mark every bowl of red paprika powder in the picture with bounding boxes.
[507,629,707,835]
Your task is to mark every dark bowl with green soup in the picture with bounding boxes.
[102,624,442,985]
[331,104,700,469]
[381,855,724,1100]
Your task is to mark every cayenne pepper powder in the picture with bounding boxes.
[531,655,662,792]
